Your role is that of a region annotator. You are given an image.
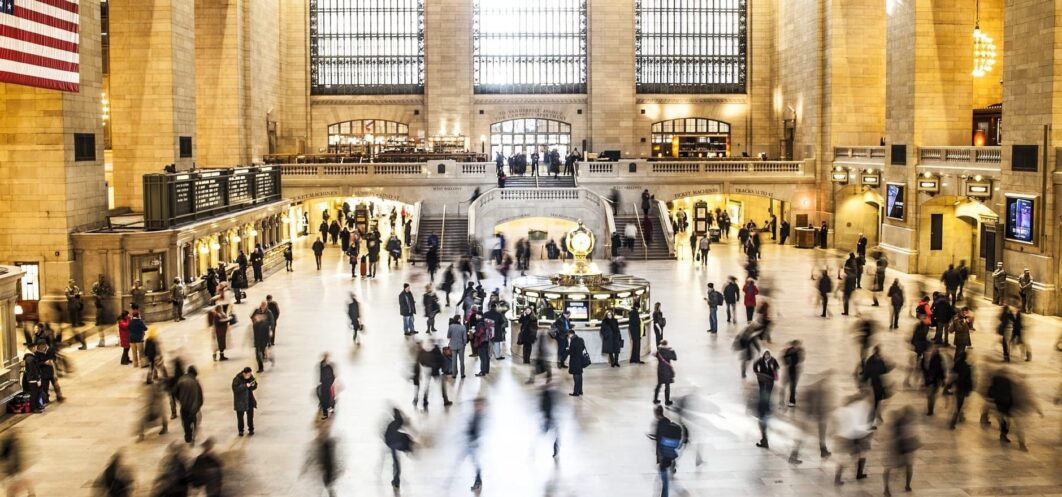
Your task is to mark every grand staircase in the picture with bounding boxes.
[411,216,469,264]
[613,215,673,260]
[502,175,576,188]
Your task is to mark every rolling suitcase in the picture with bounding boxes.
[359,256,368,277]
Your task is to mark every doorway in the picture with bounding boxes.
[490,118,572,162]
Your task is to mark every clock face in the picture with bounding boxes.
[570,232,592,253]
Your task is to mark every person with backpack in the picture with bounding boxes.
[704,283,724,333]
[649,405,684,497]
[567,329,588,397]
[654,341,677,405]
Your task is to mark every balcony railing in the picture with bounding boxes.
[833,146,886,159]
[918,146,1001,164]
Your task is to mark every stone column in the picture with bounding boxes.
[998,0,1059,315]
[588,0,636,155]
[425,0,473,139]
[109,0,197,211]
[0,0,108,321]
[195,0,246,166]
[882,0,974,272]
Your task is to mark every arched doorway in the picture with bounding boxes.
[493,217,580,260]
[490,118,572,159]
[833,185,884,252]
[651,118,731,158]
[917,195,998,278]
[327,119,410,155]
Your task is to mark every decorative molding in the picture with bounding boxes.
[473,95,588,106]
[311,95,425,106]
[636,95,748,105]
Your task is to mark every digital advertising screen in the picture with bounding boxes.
[1005,196,1035,243]
[885,183,905,220]
[565,301,589,321]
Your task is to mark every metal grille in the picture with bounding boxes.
[473,0,587,94]
[310,0,425,95]
[635,0,747,94]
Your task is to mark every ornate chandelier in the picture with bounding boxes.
[972,0,996,78]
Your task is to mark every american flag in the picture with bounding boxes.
[0,0,80,92]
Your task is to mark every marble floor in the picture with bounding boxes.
[8,238,1061,497]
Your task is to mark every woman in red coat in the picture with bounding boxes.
[118,310,131,365]
[743,278,759,323]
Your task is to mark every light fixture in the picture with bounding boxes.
[198,244,209,254]
[232,235,241,243]
[972,0,997,77]
[210,241,221,250]
[249,229,258,237]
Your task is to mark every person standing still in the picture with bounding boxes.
[704,283,723,333]
[312,237,325,270]
[1017,268,1033,313]
[516,308,537,365]
[567,329,587,396]
[170,278,186,322]
[283,244,293,272]
[743,278,759,323]
[422,285,440,333]
[231,367,257,436]
[991,262,1007,305]
[651,303,666,347]
[653,341,677,405]
[887,279,905,329]
[447,316,468,378]
[128,310,148,367]
[629,303,645,364]
[399,284,417,335]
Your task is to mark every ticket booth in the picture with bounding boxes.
[354,206,370,234]
[693,201,709,236]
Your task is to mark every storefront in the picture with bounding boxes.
[650,118,731,158]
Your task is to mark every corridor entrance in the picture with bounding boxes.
[917,195,998,278]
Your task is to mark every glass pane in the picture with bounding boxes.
[697,120,707,133]
[675,120,685,133]
[513,120,524,133]
[526,120,537,132]
[387,121,397,134]
[560,134,570,144]
[502,121,513,133]
[491,135,501,145]
[365,120,375,133]
[491,123,502,133]
[513,135,524,145]
[549,121,559,132]
[721,123,730,133]
[561,123,570,133]
[663,121,673,132]
[352,121,363,135]
[652,123,661,132]
[502,135,512,144]
[708,121,718,133]
[537,119,548,131]
[399,124,408,134]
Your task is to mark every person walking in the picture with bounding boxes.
[143,328,166,385]
[283,244,293,272]
[600,310,623,367]
[567,329,587,396]
[485,301,508,360]
[175,366,203,445]
[383,408,414,489]
[231,367,257,436]
[742,278,759,323]
[834,392,873,485]
[317,353,336,420]
[552,310,572,368]
[118,310,132,365]
[399,284,417,335]
[861,346,892,426]
[471,311,493,377]
[882,406,919,496]
[629,303,645,364]
[466,398,487,491]
[440,264,456,307]
[752,350,779,448]
[942,264,961,305]
[251,307,272,372]
[516,307,537,365]
[722,276,740,324]
[312,237,325,270]
[170,278,186,322]
[653,340,677,405]
[422,284,441,333]
[95,451,134,497]
[303,421,340,497]
[697,236,710,268]
[704,283,723,333]
[446,316,468,378]
[21,345,44,413]
[265,295,281,346]
[649,405,684,497]
[781,340,803,407]
[190,438,224,497]
[949,350,974,430]
[347,293,362,344]
[207,305,231,362]
[922,344,945,416]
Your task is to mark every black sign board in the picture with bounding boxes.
[143,166,283,230]
[228,173,252,205]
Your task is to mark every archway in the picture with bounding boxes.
[650,117,731,158]
[326,119,410,155]
[489,118,572,160]
[833,185,884,252]
[299,194,416,242]
[917,195,998,278]
[667,192,789,255]
[493,217,579,261]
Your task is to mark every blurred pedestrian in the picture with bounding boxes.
[137,382,169,441]
[251,309,272,373]
[781,340,804,407]
[833,392,873,485]
[347,293,362,344]
[861,346,892,425]
[175,366,203,444]
[190,438,223,497]
[882,406,919,496]
[303,422,340,497]
[466,398,487,491]
[95,450,134,497]
[733,324,762,379]
[317,353,336,420]
[383,408,415,489]
[265,295,281,346]
[150,442,188,497]
[753,350,779,448]
[922,344,946,416]
[649,405,684,497]
[949,350,974,430]
[815,269,833,318]
[0,430,35,497]
[568,329,588,396]
[539,384,560,458]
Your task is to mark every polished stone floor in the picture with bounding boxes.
[9,236,1061,497]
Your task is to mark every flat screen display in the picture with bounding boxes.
[1005,196,1035,243]
[565,301,589,321]
[885,183,905,220]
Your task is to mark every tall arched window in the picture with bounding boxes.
[651,118,731,157]
[490,118,571,158]
[473,0,587,94]
[635,0,747,94]
[328,119,410,154]
[310,0,425,95]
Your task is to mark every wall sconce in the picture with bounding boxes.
[917,175,940,194]
[860,169,881,187]
[232,235,241,243]
[966,178,992,199]
[249,229,258,237]
[198,244,209,255]
[210,241,221,250]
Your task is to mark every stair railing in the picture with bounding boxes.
[408,200,423,261]
[654,199,676,257]
[630,202,649,261]
[440,204,447,256]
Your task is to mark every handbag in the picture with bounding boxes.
[228,314,238,326]
[581,348,592,367]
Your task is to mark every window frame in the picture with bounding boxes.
[635,0,747,94]
[309,0,425,95]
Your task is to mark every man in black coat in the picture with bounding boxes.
[552,311,572,368]
[930,292,954,345]
[21,344,44,413]
[251,308,272,373]
[231,367,258,436]
[399,284,417,335]
[629,303,645,364]
[175,366,204,444]
[567,330,587,396]
[311,237,325,270]
[723,276,741,324]
[779,220,791,245]
[265,295,280,346]
[941,264,962,305]
[250,244,265,282]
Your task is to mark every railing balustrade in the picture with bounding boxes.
[918,146,1001,165]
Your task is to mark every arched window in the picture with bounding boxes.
[651,118,731,158]
[473,0,587,94]
[310,0,425,95]
[490,118,571,159]
[327,119,410,154]
[636,0,747,94]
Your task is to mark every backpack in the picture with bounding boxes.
[658,420,684,459]
[709,290,724,306]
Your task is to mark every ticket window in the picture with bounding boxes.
[131,253,166,292]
